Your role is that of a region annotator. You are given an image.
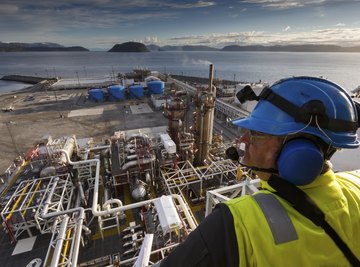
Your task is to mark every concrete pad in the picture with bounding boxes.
[39,93,80,103]
[12,236,37,255]
[68,108,104,117]
[130,103,153,114]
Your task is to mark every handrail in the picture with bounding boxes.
[22,180,42,217]
[6,181,31,220]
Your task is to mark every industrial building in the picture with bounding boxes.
[0,66,258,267]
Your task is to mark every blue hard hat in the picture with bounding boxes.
[232,76,359,148]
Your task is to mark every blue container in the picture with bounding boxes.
[148,81,165,95]
[108,85,125,101]
[129,85,144,99]
[89,88,104,102]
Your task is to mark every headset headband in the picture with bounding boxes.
[237,86,358,133]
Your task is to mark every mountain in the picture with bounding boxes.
[158,45,219,51]
[0,42,88,52]
[146,44,161,51]
[108,42,150,52]
[221,44,360,52]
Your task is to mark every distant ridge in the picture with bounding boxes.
[2,41,360,52]
[108,42,149,52]
[221,44,360,52]
[157,45,219,51]
[146,43,360,52]
[0,42,88,52]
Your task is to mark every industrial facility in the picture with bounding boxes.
[0,65,259,267]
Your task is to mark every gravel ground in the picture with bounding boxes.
[0,88,167,173]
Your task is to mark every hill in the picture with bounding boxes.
[221,44,360,52]
[108,42,150,52]
[156,45,219,51]
[0,42,88,52]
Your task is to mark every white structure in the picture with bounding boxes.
[160,133,176,154]
[154,195,182,235]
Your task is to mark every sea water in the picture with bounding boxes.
[0,80,32,93]
[1,51,360,93]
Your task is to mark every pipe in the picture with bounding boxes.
[41,177,60,216]
[60,227,72,265]
[134,234,154,267]
[83,145,110,160]
[77,181,87,206]
[38,166,86,267]
[41,206,85,267]
[208,64,215,144]
[121,155,155,171]
[51,215,69,267]
[104,186,110,202]
[57,149,197,229]
[82,225,91,235]
[171,194,197,230]
[103,198,123,211]
[145,172,151,183]
[126,154,138,160]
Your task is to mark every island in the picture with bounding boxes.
[0,42,88,52]
[108,42,150,52]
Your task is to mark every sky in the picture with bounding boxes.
[1,0,360,50]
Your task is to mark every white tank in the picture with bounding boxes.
[40,166,56,177]
[131,183,147,201]
[60,136,76,164]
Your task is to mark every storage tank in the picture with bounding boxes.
[108,85,125,101]
[148,80,165,95]
[129,85,144,99]
[89,88,104,102]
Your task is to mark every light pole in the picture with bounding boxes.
[6,122,20,155]
[75,71,80,86]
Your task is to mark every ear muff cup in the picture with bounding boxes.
[277,139,324,185]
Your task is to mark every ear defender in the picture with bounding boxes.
[277,139,324,185]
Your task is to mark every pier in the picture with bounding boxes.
[1,75,48,84]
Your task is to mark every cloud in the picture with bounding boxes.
[240,0,353,10]
[144,36,161,44]
[0,4,19,14]
[336,23,345,26]
[0,2,177,35]
[283,26,291,31]
[164,27,360,47]
[167,1,216,9]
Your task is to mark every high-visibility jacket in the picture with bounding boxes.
[160,170,360,267]
[226,170,360,267]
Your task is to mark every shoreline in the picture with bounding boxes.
[0,75,58,96]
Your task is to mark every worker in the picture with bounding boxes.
[156,77,360,266]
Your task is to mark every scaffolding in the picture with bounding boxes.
[205,176,260,217]
[1,174,74,242]
[35,175,74,234]
[160,159,239,197]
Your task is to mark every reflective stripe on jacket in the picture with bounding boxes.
[225,170,360,267]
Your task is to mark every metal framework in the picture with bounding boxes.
[35,174,74,234]
[167,76,249,119]
[205,176,260,216]
[160,159,239,196]
[1,174,74,241]
[44,214,79,267]
[160,160,202,194]
[73,159,98,189]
